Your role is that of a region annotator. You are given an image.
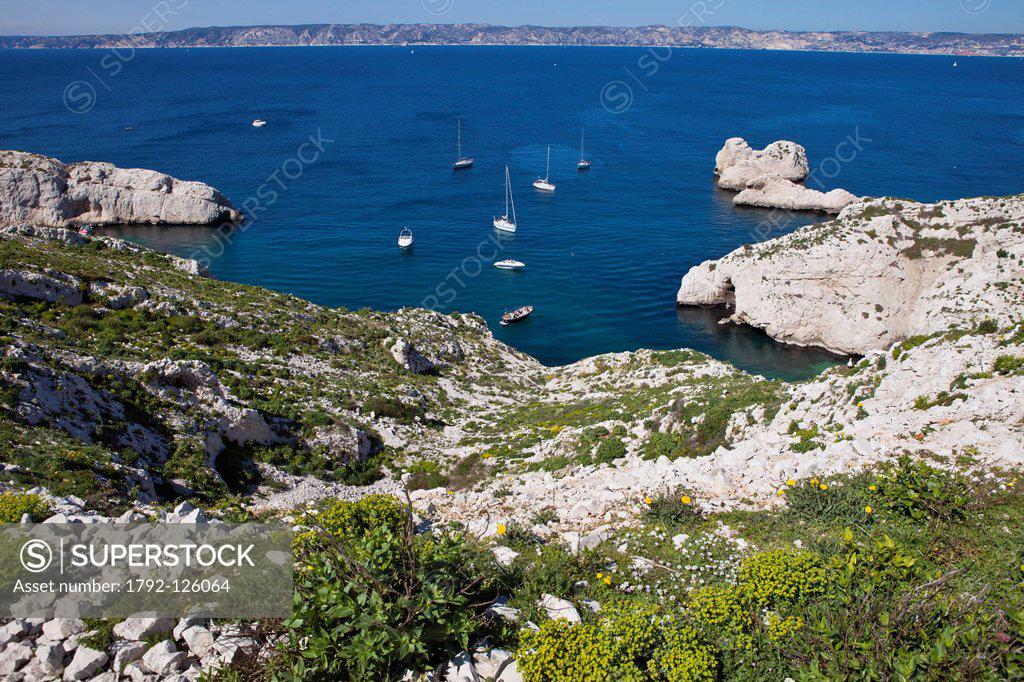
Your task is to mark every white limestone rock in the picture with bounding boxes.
[539,594,581,623]
[734,176,858,214]
[0,642,33,676]
[141,640,186,676]
[62,646,108,681]
[0,150,242,228]
[0,268,83,305]
[391,338,437,374]
[442,651,479,682]
[677,195,1024,354]
[113,618,175,641]
[714,138,809,191]
[491,546,520,566]
[111,640,149,674]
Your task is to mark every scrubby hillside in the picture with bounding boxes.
[2,222,1023,680]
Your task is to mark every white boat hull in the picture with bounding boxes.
[533,179,555,192]
[398,238,413,248]
[453,158,474,169]
[495,260,525,270]
[493,217,516,232]
[577,161,591,169]
[252,120,267,128]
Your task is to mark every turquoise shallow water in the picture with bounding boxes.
[0,46,1021,379]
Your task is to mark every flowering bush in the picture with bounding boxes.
[738,550,827,606]
[518,605,717,682]
[0,492,50,523]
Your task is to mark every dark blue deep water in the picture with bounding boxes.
[1,47,1021,378]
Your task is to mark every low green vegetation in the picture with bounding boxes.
[0,492,51,522]
[212,457,1024,681]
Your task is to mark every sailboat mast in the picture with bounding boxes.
[509,167,517,224]
[580,130,584,161]
[545,145,551,180]
[504,166,509,217]
[456,118,462,161]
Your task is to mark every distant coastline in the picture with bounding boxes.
[1,23,1022,57]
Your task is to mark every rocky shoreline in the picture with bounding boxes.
[0,151,242,229]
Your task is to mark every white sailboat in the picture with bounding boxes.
[533,145,556,192]
[453,117,474,170]
[251,119,267,128]
[493,165,517,233]
[577,129,591,170]
[398,227,414,248]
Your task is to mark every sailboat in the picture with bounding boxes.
[493,165,517,233]
[533,146,556,192]
[577,129,591,170]
[452,117,474,170]
[398,227,414,248]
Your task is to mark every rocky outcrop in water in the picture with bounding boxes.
[734,176,859,214]
[677,195,1024,354]
[714,138,858,214]
[0,151,242,228]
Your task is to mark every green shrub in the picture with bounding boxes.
[518,618,617,681]
[405,459,450,490]
[594,437,627,465]
[518,605,717,682]
[738,550,827,607]
[643,432,684,461]
[643,490,703,529]
[994,355,1024,376]
[0,492,51,523]
[877,456,971,523]
[647,625,717,682]
[275,497,503,680]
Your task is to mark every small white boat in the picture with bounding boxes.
[953,61,958,68]
[252,119,267,128]
[493,165,518,233]
[577,129,591,170]
[495,259,525,270]
[398,227,414,248]
[533,145,556,192]
[452,117,474,170]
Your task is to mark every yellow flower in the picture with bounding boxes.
[777,489,786,496]
[644,497,653,505]
[811,478,819,485]
[819,484,828,491]
[680,496,692,505]
[596,572,603,579]
[869,484,877,492]
[857,401,864,407]
[865,506,873,514]
[496,523,507,536]
[786,479,796,487]
[602,577,612,586]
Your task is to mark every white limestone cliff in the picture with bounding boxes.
[677,195,1024,354]
[0,150,242,228]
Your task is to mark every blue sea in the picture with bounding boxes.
[1,47,1021,379]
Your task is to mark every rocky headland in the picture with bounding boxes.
[0,151,242,228]
[677,194,1024,355]
[714,137,859,214]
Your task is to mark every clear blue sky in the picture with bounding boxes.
[1,0,1021,36]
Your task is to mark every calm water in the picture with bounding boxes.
[1,47,1021,379]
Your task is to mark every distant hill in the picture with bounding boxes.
[1,23,1022,56]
